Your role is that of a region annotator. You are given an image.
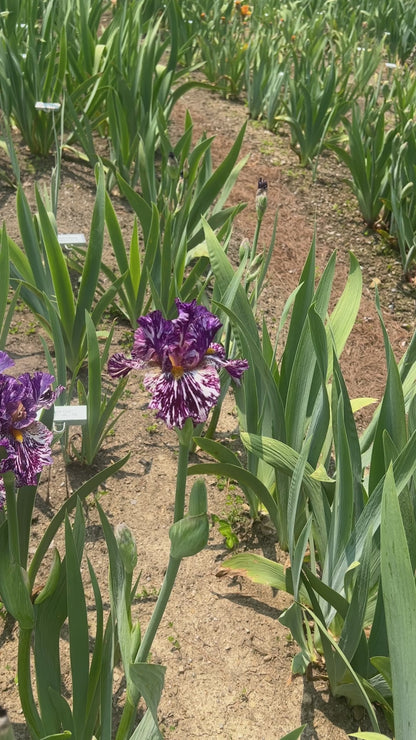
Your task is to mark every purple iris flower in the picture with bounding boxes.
[0,355,63,499]
[108,300,249,429]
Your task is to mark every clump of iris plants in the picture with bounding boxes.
[107,300,248,733]
[0,302,248,737]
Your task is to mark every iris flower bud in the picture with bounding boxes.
[239,238,251,261]
[256,177,268,217]
[115,523,138,574]
[167,151,180,179]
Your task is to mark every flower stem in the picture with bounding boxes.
[115,555,182,739]
[204,402,221,440]
[173,438,191,523]
[137,556,181,663]
[141,435,190,652]
[250,212,263,263]
[116,434,191,737]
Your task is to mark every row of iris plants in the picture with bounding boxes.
[0,0,415,738]
[0,159,277,736]
[3,0,416,271]
[1,155,415,739]
[183,0,416,273]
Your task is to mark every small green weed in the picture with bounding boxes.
[135,585,159,601]
[25,321,37,336]
[167,621,181,651]
[216,475,236,493]
[212,514,239,549]
[212,489,246,549]
[9,321,22,334]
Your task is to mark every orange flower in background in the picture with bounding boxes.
[200,11,206,18]
[235,0,252,16]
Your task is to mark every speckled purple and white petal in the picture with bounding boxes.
[18,371,63,409]
[133,311,173,363]
[108,353,144,378]
[0,421,54,487]
[144,364,221,428]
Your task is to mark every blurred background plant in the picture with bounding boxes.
[0,0,415,269]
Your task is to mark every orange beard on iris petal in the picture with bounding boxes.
[169,356,185,380]
[11,402,26,442]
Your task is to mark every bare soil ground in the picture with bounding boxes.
[1,86,412,739]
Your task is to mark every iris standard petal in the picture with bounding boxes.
[19,371,63,409]
[175,299,221,341]
[144,364,221,429]
[133,311,173,363]
[169,300,222,369]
